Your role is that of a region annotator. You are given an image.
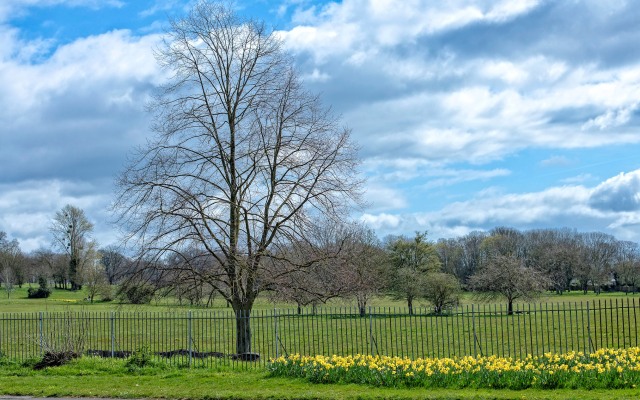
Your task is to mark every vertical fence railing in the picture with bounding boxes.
[1,300,640,365]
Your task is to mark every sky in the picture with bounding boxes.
[2,0,640,252]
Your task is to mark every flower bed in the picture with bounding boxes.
[268,348,640,389]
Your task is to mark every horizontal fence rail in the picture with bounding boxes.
[0,299,639,366]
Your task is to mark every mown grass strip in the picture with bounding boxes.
[1,357,640,400]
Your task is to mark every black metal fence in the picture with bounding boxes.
[1,299,639,366]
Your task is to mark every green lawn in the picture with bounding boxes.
[1,284,638,312]
[0,286,639,363]
[1,357,640,400]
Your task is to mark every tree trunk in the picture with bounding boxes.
[235,308,251,355]
[359,305,366,317]
[69,258,79,290]
[407,297,414,315]
[357,295,367,317]
[507,300,513,316]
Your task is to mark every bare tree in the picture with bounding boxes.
[82,243,111,302]
[336,224,386,317]
[0,232,22,298]
[1,265,14,299]
[456,231,487,285]
[50,205,94,290]
[100,246,130,285]
[615,241,640,294]
[435,238,463,277]
[114,1,361,354]
[577,232,617,294]
[524,229,579,295]
[468,255,548,315]
[268,256,342,314]
[35,249,68,289]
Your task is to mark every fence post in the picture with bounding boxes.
[110,312,115,358]
[188,310,193,367]
[586,302,592,352]
[38,312,44,355]
[369,306,373,356]
[274,308,279,359]
[472,304,477,356]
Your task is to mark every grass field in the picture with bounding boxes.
[0,284,637,311]
[0,295,639,365]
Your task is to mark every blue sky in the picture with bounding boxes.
[2,0,640,251]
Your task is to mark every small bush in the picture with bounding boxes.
[28,277,52,299]
[27,287,52,298]
[33,351,79,370]
[117,284,154,304]
[125,346,153,371]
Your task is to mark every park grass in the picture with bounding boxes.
[0,356,640,400]
[0,290,639,362]
[1,284,639,313]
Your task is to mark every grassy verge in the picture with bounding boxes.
[0,357,639,400]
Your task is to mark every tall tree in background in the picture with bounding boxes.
[337,223,387,317]
[435,238,463,278]
[456,231,487,285]
[35,249,68,288]
[386,232,441,315]
[114,1,361,354]
[615,241,640,293]
[576,232,617,294]
[524,229,578,295]
[468,255,548,315]
[82,243,111,302]
[100,246,130,285]
[0,232,23,299]
[50,205,94,290]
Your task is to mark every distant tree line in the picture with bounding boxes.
[1,222,639,312]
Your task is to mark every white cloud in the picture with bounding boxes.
[280,0,543,62]
[589,170,640,212]
[360,213,401,230]
[362,169,640,242]
[0,29,162,117]
[363,185,407,212]
[301,68,330,82]
[582,103,639,130]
